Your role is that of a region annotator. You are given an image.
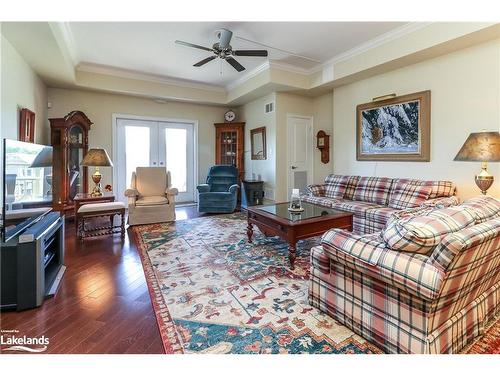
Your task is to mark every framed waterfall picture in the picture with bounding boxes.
[356,90,431,161]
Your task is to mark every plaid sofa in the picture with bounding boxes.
[309,197,500,354]
[303,175,458,235]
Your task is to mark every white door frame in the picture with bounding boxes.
[286,114,314,197]
[112,113,199,203]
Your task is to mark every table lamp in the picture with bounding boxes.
[454,131,500,194]
[81,148,113,196]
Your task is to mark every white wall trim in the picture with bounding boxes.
[111,113,199,202]
[225,61,270,91]
[309,22,432,74]
[79,62,226,93]
[285,114,314,198]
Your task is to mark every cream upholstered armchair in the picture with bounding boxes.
[124,167,178,225]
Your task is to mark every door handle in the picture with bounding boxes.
[152,162,157,165]
[291,166,298,169]
[159,162,164,166]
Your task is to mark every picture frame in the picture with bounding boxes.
[250,126,266,160]
[356,90,430,161]
[19,108,36,143]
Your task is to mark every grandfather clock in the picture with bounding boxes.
[50,111,93,214]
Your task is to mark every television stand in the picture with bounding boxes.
[1,212,66,311]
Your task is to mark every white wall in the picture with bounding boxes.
[238,92,277,199]
[1,34,48,144]
[333,39,500,199]
[47,88,229,190]
[1,34,48,212]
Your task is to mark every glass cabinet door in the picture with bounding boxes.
[220,130,237,166]
[68,125,85,200]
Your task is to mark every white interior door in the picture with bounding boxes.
[287,116,313,197]
[115,117,195,205]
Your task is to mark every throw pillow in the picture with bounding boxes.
[324,175,350,199]
[353,176,393,205]
[388,182,432,209]
[383,206,476,254]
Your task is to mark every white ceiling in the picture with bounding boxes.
[69,22,406,87]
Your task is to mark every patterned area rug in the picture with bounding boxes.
[131,213,499,354]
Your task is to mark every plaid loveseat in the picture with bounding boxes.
[309,196,500,354]
[302,175,458,235]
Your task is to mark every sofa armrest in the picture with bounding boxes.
[124,188,138,197]
[320,229,443,301]
[321,229,386,266]
[305,184,326,197]
[166,187,178,196]
[421,196,460,209]
[229,184,239,194]
[197,184,210,193]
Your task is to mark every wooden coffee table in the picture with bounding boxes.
[246,202,353,269]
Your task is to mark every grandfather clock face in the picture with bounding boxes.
[318,137,325,147]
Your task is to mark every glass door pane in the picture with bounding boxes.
[165,128,187,193]
[159,122,195,203]
[115,119,157,205]
[125,126,151,187]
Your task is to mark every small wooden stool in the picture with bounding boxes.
[76,202,126,241]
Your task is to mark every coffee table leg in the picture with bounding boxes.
[289,243,296,270]
[247,222,254,243]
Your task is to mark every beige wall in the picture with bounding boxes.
[1,35,48,144]
[333,39,500,200]
[238,93,277,199]
[1,34,48,210]
[47,88,229,189]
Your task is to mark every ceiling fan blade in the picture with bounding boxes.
[175,40,213,52]
[218,29,233,49]
[193,56,216,67]
[233,50,268,57]
[225,57,245,72]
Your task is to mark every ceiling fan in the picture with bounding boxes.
[175,28,268,72]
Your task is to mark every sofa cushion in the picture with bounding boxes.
[383,206,476,254]
[461,195,500,223]
[301,195,337,208]
[388,182,432,209]
[353,176,393,205]
[343,175,361,200]
[135,196,169,206]
[390,179,455,199]
[332,200,382,216]
[324,175,350,199]
[198,191,235,202]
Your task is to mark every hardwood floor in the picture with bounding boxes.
[0,205,210,354]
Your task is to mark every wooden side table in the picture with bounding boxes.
[73,193,116,235]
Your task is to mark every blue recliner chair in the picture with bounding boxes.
[197,165,239,213]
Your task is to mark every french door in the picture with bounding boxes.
[115,118,195,205]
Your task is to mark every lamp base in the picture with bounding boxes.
[475,163,494,195]
[91,168,103,197]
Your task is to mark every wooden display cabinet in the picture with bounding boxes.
[50,111,93,215]
[214,122,245,182]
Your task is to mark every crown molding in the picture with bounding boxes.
[309,22,432,74]
[77,62,227,93]
[49,22,79,66]
[225,61,271,91]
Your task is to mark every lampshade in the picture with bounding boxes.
[454,132,500,162]
[30,146,52,167]
[80,148,113,167]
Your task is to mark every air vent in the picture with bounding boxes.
[265,102,274,114]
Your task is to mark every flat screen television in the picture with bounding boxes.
[2,139,53,240]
